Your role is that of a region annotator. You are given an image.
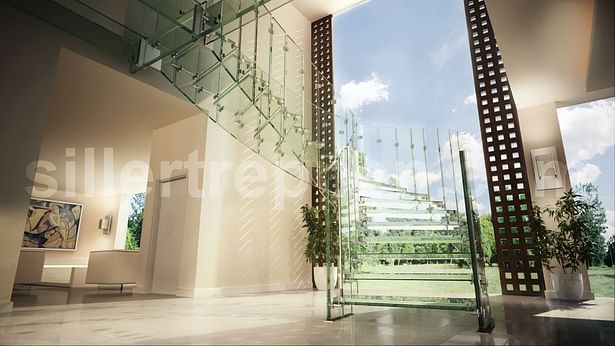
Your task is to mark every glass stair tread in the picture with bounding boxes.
[360,190,430,201]
[366,225,462,232]
[366,221,460,227]
[358,178,428,194]
[365,209,449,215]
[361,196,444,205]
[361,202,447,209]
[337,298,475,311]
[138,0,196,31]
[352,253,471,259]
[361,237,467,244]
[345,276,472,282]
[349,270,473,275]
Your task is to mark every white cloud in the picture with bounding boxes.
[558,99,615,167]
[453,132,490,202]
[464,93,477,106]
[338,73,389,111]
[456,132,487,182]
[429,32,467,67]
[398,169,442,193]
[451,107,458,114]
[570,163,602,185]
[474,200,488,214]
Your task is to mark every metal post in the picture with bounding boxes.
[460,150,495,333]
[422,129,431,200]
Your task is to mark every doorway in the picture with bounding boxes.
[150,176,189,295]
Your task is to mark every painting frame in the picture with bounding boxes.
[22,198,84,251]
[531,146,564,191]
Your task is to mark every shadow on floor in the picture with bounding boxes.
[11,286,176,308]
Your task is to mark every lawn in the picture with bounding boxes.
[345,265,614,298]
[588,266,615,298]
[480,266,614,298]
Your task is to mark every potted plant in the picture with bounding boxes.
[530,190,595,300]
[301,204,339,290]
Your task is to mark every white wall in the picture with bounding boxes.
[518,102,594,299]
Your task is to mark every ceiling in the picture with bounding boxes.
[291,0,369,21]
[485,0,614,109]
[36,48,199,195]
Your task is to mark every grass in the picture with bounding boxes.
[588,266,615,298]
[349,264,501,298]
[345,265,614,298]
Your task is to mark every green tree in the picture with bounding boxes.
[574,183,607,266]
[125,192,145,250]
[479,214,497,266]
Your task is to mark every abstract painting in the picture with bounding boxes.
[22,198,83,251]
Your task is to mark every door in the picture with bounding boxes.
[151,177,188,295]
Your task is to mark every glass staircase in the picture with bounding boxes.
[3,0,319,183]
[341,174,475,310]
[132,0,316,181]
[328,112,494,331]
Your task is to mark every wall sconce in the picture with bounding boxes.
[98,215,113,234]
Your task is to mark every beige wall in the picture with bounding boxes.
[29,190,120,266]
[136,5,314,296]
[518,102,593,299]
[0,3,60,313]
[0,2,198,312]
[137,113,312,296]
[194,118,312,295]
[2,1,313,307]
[272,4,313,134]
[27,48,198,282]
[136,115,206,295]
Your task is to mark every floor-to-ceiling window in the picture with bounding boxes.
[557,97,615,298]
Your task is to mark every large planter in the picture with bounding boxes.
[551,272,584,301]
[313,266,338,290]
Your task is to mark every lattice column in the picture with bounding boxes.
[463,0,545,296]
[311,15,336,209]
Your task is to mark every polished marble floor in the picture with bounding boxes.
[1,289,613,345]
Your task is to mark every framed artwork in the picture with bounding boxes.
[22,198,83,251]
[531,146,563,191]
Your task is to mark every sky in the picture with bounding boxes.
[558,99,615,240]
[332,0,615,240]
[332,0,488,210]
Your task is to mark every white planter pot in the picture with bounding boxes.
[551,272,584,301]
[313,266,338,290]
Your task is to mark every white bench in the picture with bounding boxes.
[86,250,139,290]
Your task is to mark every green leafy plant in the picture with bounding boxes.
[531,190,596,273]
[301,204,339,267]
